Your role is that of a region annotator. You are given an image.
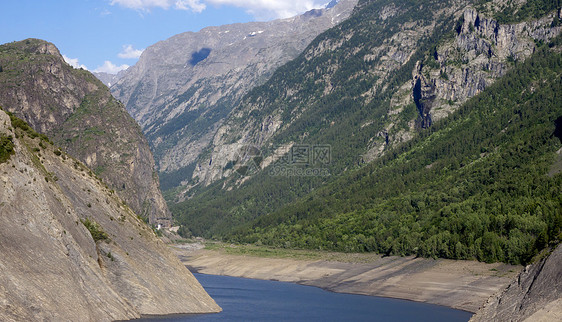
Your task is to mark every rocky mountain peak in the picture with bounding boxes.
[17,38,62,58]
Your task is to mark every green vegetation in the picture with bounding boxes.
[168,0,562,266]
[8,112,39,139]
[204,242,383,263]
[171,0,460,236]
[0,134,14,163]
[153,225,163,237]
[81,218,109,242]
[491,0,561,24]
[6,111,53,144]
[227,40,562,265]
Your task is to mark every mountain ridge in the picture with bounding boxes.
[0,39,171,225]
[111,0,358,191]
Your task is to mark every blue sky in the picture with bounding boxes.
[1,0,328,74]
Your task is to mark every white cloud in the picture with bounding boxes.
[118,44,145,59]
[111,0,327,18]
[175,0,206,12]
[63,55,89,70]
[94,61,130,74]
[110,0,206,12]
[206,0,327,19]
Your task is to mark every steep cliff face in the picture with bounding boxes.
[410,6,562,127]
[0,39,170,225]
[470,244,562,322]
[368,4,562,160]
[111,0,358,190]
[0,109,220,321]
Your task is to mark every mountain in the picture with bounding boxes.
[191,0,561,186]
[0,39,170,225]
[225,37,562,264]
[111,0,358,191]
[93,70,126,87]
[169,0,562,265]
[0,109,220,320]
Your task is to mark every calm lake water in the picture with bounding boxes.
[139,273,473,321]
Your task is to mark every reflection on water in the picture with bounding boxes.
[138,273,473,321]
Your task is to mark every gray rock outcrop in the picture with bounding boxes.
[371,5,561,161]
[0,109,220,321]
[411,7,562,125]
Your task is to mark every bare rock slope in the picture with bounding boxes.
[111,0,358,189]
[0,39,170,225]
[0,109,220,321]
[470,244,562,322]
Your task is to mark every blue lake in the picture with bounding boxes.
[139,273,473,321]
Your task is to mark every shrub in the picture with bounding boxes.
[8,113,38,138]
[0,135,15,163]
[81,218,108,242]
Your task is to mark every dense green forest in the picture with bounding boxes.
[228,39,562,265]
[171,0,463,236]
[171,0,562,265]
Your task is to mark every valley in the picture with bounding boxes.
[1,0,561,320]
[173,242,520,313]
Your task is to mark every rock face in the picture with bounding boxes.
[411,7,562,127]
[470,244,562,322]
[0,39,170,225]
[0,109,220,321]
[111,0,358,190]
[372,5,561,161]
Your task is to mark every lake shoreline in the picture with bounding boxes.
[171,244,521,313]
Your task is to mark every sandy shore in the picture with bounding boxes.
[172,244,520,313]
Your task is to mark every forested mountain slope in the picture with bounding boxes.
[170,0,561,263]
[228,38,562,265]
[0,39,170,225]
